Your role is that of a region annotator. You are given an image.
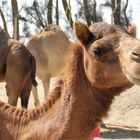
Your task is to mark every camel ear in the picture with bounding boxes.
[74,21,96,47]
[128,24,137,37]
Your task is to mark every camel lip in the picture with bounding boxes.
[131,52,140,63]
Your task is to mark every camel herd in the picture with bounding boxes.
[0,21,140,140]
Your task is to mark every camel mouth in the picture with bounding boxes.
[131,52,140,63]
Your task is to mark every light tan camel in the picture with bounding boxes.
[0,27,37,108]
[0,21,140,140]
[25,25,71,106]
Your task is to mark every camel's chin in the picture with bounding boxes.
[125,73,140,86]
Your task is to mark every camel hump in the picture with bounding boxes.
[30,55,38,87]
[43,24,61,32]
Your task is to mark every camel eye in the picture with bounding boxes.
[92,48,103,57]
[92,44,113,57]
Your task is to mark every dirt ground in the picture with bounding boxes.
[95,85,140,140]
[0,78,140,140]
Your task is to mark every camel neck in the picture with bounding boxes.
[57,47,132,140]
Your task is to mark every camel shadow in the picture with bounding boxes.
[100,124,140,139]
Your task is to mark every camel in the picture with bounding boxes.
[0,21,140,140]
[25,24,71,106]
[0,27,37,108]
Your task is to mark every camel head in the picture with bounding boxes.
[74,21,140,89]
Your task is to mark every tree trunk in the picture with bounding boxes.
[111,0,122,26]
[93,0,97,22]
[55,0,59,25]
[11,0,19,40]
[62,0,73,28]
[111,0,115,24]
[33,0,45,28]
[0,8,8,34]
[47,0,53,24]
[83,0,91,26]
[123,0,129,28]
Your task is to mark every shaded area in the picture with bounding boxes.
[99,124,140,139]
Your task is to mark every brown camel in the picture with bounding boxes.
[25,24,71,106]
[0,21,140,140]
[0,28,37,108]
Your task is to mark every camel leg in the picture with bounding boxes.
[32,86,40,107]
[20,90,30,108]
[20,79,32,108]
[5,84,19,106]
[42,75,50,99]
[7,93,18,106]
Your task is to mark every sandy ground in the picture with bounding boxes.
[95,85,140,140]
[0,78,140,140]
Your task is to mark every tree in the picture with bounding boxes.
[0,0,132,41]
[11,0,19,40]
[93,0,97,22]
[0,8,8,33]
[62,0,73,28]
[20,0,55,34]
[19,0,46,36]
[32,0,45,28]
[122,0,130,28]
[102,0,132,28]
[89,0,103,23]
[83,0,91,26]
[47,0,53,24]
[75,0,103,25]
[0,0,19,39]
[111,0,121,26]
[55,0,59,25]
[19,0,63,38]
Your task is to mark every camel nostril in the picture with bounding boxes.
[132,52,140,57]
[131,52,140,62]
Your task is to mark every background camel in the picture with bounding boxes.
[0,27,37,108]
[0,21,140,140]
[25,24,71,106]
